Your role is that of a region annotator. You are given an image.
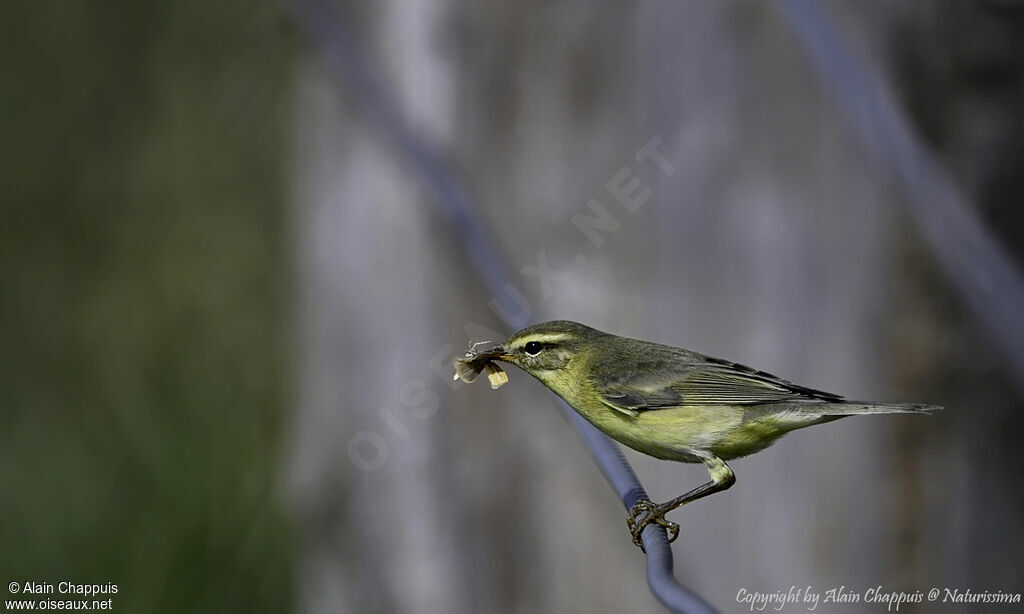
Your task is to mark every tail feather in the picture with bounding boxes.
[821,402,941,416]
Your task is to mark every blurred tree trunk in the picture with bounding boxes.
[285,2,657,612]
[883,0,1024,596]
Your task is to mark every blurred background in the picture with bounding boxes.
[2,1,1023,612]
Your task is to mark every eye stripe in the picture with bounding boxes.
[511,333,571,347]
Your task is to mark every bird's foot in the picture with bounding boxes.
[626,500,679,550]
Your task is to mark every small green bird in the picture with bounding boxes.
[455,320,939,548]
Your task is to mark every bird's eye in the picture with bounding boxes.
[524,341,543,355]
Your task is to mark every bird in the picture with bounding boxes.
[455,320,939,548]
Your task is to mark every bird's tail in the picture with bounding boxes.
[821,401,941,416]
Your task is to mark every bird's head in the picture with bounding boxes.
[474,320,602,385]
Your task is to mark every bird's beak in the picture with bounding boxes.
[478,345,508,361]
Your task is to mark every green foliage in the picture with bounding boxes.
[0,2,295,611]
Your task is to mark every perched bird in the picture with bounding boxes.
[455,320,939,548]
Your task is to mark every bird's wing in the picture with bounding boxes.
[599,388,683,417]
[597,355,843,414]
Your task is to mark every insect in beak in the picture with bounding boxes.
[454,344,509,388]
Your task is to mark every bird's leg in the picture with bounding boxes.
[626,500,680,547]
[627,456,735,549]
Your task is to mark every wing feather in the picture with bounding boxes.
[596,354,843,414]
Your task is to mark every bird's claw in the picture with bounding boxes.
[626,500,680,550]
